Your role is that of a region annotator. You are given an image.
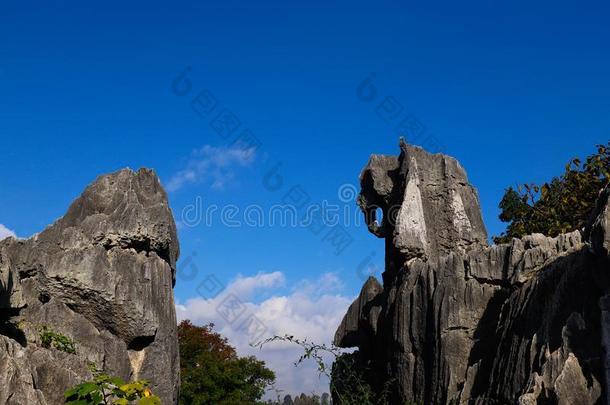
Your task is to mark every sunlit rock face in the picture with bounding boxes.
[0,168,180,404]
[358,141,488,282]
[335,140,609,405]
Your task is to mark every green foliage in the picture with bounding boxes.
[254,335,401,405]
[40,326,76,354]
[494,142,610,244]
[331,353,397,405]
[64,365,160,405]
[178,320,276,405]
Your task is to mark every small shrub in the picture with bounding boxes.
[64,366,161,405]
[40,326,76,354]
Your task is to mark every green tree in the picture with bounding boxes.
[494,142,610,244]
[178,320,276,405]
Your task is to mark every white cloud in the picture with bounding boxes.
[0,224,16,241]
[293,272,344,296]
[176,271,354,398]
[166,145,256,192]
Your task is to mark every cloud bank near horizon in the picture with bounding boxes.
[176,271,354,397]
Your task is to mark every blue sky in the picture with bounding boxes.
[1,0,609,396]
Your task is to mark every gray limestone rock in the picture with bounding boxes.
[334,276,382,350]
[358,140,487,282]
[0,168,180,404]
[587,185,610,259]
[334,141,609,404]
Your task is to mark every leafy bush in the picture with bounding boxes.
[40,326,76,354]
[494,142,610,244]
[178,320,276,405]
[64,368,160,405]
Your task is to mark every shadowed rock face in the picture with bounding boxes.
[0,168,180,404]
[334,141,610,404]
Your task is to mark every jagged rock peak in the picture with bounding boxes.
[358,139,487,267]
[0,168,180,404]
[39,167,179,270]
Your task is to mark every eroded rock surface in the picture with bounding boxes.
[0,168,180,404]
[334,141,609,404]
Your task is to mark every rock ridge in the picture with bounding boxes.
[334,141,610,404]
